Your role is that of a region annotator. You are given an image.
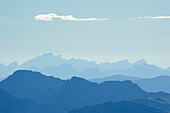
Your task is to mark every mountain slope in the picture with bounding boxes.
[0,62,19,81]
[103,63,164,78]
[135,75,170,93]
[90,74,170,94]
[0,71,170,113]
[0,89,42,113]
[69,101,168,113]
[130,97,170,112]
[46,76,157,113]
[42,63,79,79]
[0,70,65,103]
[21,53,65,69]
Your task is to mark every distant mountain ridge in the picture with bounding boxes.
[135,75,170,93]
[90,74,170,93]
[42,63,79,79]
[90,74,140,83]
[0,53,170,80]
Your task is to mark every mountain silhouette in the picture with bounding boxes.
[0,89,42,113]
[42,63,79,79]
[135,75,170,93]
[90,74,170,93]
[0,61,19,80]
[103,63,164,78]
[0,71,170,113]
[66,58,97,72]
[134,58,147,65]
[90,74,140,83]
[2,87,168,113]
[21,53,65,69]
[1,53,169,80]
[45,76,170,113]
[68,100,168,113]
[0,70,65,103]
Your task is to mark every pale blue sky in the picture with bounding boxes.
[0,0,170,68]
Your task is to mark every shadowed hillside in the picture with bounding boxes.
[0,89,42,113]
[0,70,170,113]
[129,97,170,112]
[0,70,65,103]
[45,76,170,113]
[68,101,168,113]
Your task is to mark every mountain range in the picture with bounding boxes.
[90,74,170,93]
[0,70,170,113]
[1,53,170,80]
[135,75,170,93]
[90,74,141,83]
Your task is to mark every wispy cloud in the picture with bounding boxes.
[131,16,170,20]
[34,13,110,21]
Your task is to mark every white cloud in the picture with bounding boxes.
[131,16,170,19]
[34,13,110,21]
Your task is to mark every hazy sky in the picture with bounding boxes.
[0,0,170,68]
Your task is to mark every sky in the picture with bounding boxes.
[0,0,170,68]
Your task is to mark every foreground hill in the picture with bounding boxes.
[0,89,42,113]
[46,76,170,113]
[0,70,65,103]
[0,70,170,113]
[69,101,168,113]
[1,87,168,113]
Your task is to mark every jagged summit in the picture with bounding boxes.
[41,53,62,58]
[21,53,65,69]
[41,52,54,57]
[135,58,147,65]
[0,53,169,80]
[116,59,130,64]
[39,52,62,58]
